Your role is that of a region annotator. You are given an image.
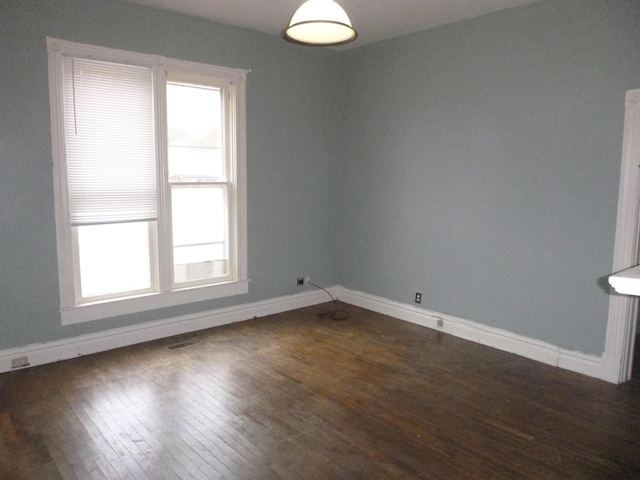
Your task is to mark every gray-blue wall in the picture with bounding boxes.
[0,0,342,348]
[1,0,639,358]
[339,0,640,354]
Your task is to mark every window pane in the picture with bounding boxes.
[173,248,228,283]
[167,145,224,182]
[77,222,152,298]
[171,185,228,283]
[167,82,224,182]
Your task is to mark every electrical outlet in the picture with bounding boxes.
[11,356,30,369]
[415,292,422,304]
[297,277,304,286]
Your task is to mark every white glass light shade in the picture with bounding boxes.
[282,0,357,46]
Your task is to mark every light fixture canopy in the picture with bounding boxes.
[282,0,357,47]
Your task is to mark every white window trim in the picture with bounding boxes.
[47,37,248,325]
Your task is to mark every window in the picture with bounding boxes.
[47,38,248,325]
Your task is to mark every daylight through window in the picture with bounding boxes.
[47,38,248,324]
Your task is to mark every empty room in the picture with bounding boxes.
[1,0,640,478]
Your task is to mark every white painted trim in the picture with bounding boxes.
[0,285,611,382]
[46,37,248,81]
[0,288,330,374]
[334,287,608,382]
[61,280,250,325]
[605,88,640,383]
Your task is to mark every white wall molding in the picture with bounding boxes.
[604,88,640,384]
[334,287,608,382]
[1,285,610,383]
[0,288,331,374]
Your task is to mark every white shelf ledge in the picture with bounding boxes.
[609,265,640,296]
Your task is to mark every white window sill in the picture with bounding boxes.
[61,280,249,325]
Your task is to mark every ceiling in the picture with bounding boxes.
[122,0,542,47]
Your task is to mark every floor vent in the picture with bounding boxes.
[167,340,201,350]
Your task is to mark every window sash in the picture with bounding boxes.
[73,221,158,303]
[170,184,231,287]
[164,74,234,289]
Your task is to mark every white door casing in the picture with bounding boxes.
[604,89,640,383]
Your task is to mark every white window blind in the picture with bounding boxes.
[63,57,157,226]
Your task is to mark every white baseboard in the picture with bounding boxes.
[0,288,331,374]
[334,287,609,382]
[1,285,613,383]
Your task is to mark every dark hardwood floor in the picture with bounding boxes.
[1,303,639,479]
[632,333,640,383]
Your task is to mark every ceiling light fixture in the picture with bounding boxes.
[282,0,357,47]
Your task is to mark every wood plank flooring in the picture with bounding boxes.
[1,303,639,479]
[632,333,640,382]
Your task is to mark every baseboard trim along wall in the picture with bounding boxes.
[0,288,329,374]
[335,288,609,382]
[0,286,611,382]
